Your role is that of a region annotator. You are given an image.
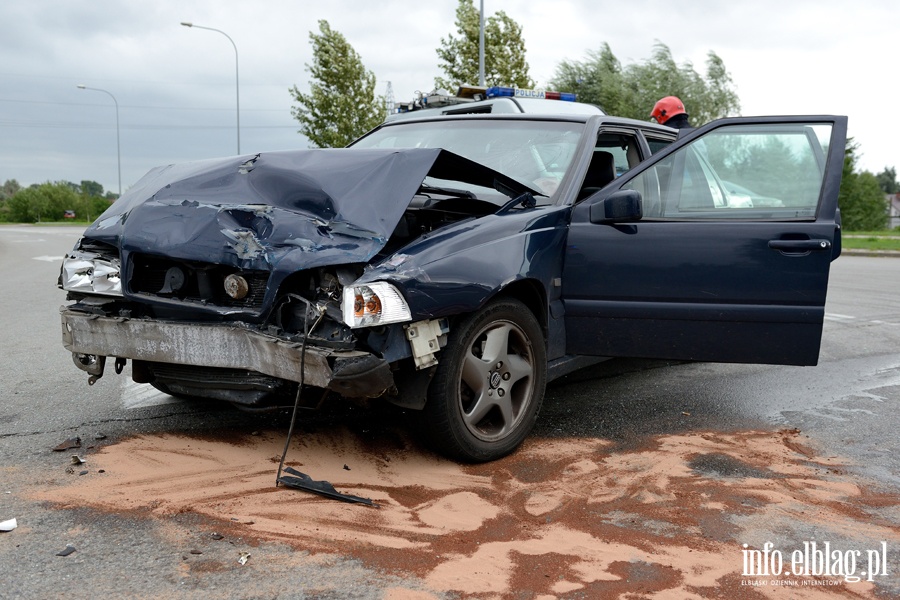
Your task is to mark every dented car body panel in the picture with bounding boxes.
[60,112,848,461]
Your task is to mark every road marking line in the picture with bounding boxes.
[824,313,856,322]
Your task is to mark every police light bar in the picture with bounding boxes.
[485,86,577,102]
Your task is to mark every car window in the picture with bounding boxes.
[625,123,832,219]
[646,136,674,155]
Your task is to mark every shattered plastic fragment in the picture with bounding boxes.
[238,552,251,565]
[56,544,76,557]
[53,437,81,452]
[0,518,17,532]
[71,455,86,465]
[277,466,378,507]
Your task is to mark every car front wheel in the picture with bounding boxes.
[423,299,546,462]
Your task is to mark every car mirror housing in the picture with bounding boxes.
[589,189,643,224]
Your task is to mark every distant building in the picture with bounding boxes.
[889,193,900,229]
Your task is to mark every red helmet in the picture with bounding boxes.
[650,96,687,124]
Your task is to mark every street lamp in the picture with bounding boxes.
[77,84,121,197]
[181,21,241,154]
[479,0,485,86]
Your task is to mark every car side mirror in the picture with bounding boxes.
[589,189,643,224]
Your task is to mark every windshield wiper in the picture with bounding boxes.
[418,183,476,199]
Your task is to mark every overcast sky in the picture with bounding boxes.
[1,1,896,195]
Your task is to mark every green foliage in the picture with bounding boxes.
[435,0,533,90]
[289,20,384,148]
[0,179,21,201]
[876,166,899,194]
[8,182,80,223]
[0,179,22,222]
[5,181,113,223]
[550,42,740,124]
[80,180,105,198]
[838,141,889,230]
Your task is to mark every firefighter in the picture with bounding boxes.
[650,96,691,129]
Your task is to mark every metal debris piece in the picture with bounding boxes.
[53,437,81,452]
[78,470,89,476]
[71,455,86,465]
[56,544,76,557]
[277,467,378,507]
[94,433,107,440]
[0,518,17,532]
[210,533,224,540]
[238,552,251,565]
[190,549,203,555]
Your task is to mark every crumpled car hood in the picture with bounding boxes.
[84,148,530,271]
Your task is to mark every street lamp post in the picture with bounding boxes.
[181,21,241,155]
[77,84,121,197]
[479,0,485,86]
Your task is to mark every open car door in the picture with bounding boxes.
[562,116,847,366]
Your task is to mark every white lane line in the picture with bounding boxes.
[824,313,857,322]
[121,379,183,410]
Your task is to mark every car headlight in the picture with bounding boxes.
[342,282,411,328]
[61,255,123,297]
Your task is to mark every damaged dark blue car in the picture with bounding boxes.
[60,112,847,461]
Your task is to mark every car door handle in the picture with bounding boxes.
[768,239,831,252]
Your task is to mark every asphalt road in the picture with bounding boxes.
[1,225,898,598]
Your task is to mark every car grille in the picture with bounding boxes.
[129,253,269,310]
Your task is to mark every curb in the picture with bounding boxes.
[842,249,900,257]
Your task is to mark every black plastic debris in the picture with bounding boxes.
[210,533,224,540]
[343,464,351,471]
[277,467,378,507]
[52,437,81,452]
[56,544,76,557]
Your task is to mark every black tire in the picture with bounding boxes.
[422,299,546,462]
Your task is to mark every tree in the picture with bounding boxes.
[876,166,899,194]
[435,0,533,91]
[550,42,740,124]
[7,182,80,223]
[80,180,105,198]
[838,141,889,231]
[289,20,384,148]
[0,179,21,201]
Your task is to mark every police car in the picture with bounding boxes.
[387,85,604,121]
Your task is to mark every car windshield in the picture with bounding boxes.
[351,119,587,198]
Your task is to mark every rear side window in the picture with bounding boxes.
[647,137,674,155]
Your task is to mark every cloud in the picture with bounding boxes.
[0,0,896,192]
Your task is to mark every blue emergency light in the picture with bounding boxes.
[484,86,576,102]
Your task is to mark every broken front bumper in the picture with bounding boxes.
[59,307,394,397]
